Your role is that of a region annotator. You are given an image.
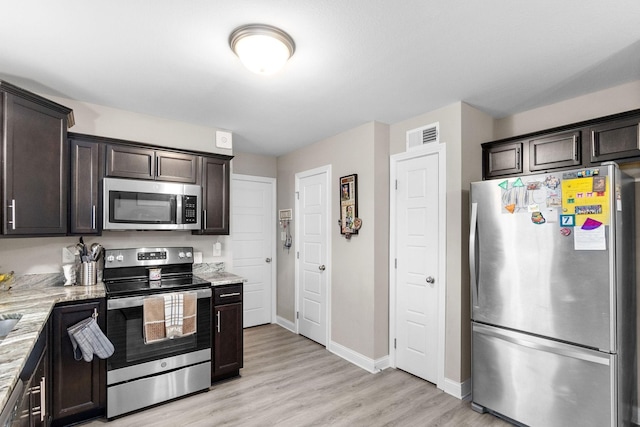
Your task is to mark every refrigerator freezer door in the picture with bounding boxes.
[472,323,615,427]
[470,169,614,350]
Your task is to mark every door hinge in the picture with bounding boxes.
[394,259,397,269]
[296,191,299,200]
[297,251,299,259]
[395,180,398,190]
[394,338,396,349]
[296,311,299,319]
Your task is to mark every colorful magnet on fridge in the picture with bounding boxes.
[505,204,516,213]
[498,180,509,190]
[581,217,602,230]
[560,227,572,236]
[531,212,545,224]
[513,178,524,187]
[560,215,575,227]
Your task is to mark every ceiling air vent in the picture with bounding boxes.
[406,122,439,151]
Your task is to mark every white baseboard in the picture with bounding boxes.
[328,340,387,373]
[443,377,471,400]
[276,316,296,333]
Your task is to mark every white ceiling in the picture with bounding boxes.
[2,1,639,156]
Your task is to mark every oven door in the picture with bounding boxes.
[106,288,211,373]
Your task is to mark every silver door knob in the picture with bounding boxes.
[319,265,326,271]
[426,276,435,284]
[266,258,272,263]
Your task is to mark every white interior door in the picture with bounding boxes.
[296,166,330,346]
[231,174,275,328]
[392,145,445,386]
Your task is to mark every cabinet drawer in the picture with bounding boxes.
[214,284,242,305]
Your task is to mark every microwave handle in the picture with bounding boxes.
[176,195,183,224]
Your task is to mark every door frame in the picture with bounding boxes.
[294,164,332,345]
[230,173,278,324]
[389,143,446,390]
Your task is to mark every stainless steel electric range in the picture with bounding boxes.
[103,247,211,419]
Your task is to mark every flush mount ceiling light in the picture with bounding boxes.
[229,24,295,75]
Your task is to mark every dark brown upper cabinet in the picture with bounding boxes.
[0,81,73,235]
[529,130,581,172]
[106,144,197,183]
[590,116,640,163]
[70,137,102,235]
[484,142,523,178]
[193,155,230,235]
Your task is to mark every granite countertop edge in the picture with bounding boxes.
[0,273,105,413]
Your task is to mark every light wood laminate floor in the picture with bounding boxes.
[83,324,509,426]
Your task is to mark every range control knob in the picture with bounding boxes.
[106,255,115,263]
[116,254,124,262]
[178,252,185,259]
[186,252,192,258]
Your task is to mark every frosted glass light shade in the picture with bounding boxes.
[230,24,295,75]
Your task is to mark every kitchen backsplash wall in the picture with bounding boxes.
[0,232,231,275]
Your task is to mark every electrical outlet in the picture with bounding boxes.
[193,251,203,264]
[62,247,76,264]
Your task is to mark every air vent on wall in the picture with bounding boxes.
[406,122,439,151]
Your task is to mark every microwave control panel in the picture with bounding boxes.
[183,195,198,223]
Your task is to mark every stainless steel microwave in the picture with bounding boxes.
[103,178,201,230]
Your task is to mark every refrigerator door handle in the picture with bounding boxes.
[474,323,610,366]
[469,202,479,308]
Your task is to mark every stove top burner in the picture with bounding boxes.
[105,274,211,298]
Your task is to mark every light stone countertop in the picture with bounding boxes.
[0,274,105,413]
[193,263,247,286]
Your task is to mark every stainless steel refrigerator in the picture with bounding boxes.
[469,162,636,426]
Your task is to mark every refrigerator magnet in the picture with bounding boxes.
[531,212,546,224]
[560,227,571,236]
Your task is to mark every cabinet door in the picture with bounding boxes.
[105,144,155,179]
[484,142,522,178]
[3,92,68,235]
[213,302,243,379]
[51,300,105,427]
[156,151,197,183]
[529,131,581,172]
[590,117,640,162]
[70,139,101,235]
[196,156,230,235]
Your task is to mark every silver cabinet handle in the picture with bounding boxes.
[40,375,46,422]
[92,205,96,229]
[266,258,272,263]
[203,210,207,228]
[426,276,435,284]
[8,199,16,230]
[216,311,221,333]
[219,292,240,298]
[319,265,326,271]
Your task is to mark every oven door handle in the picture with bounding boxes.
[107,288,212,310]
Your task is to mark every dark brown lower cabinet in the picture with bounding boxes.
[13,323,49,426]
[212,283,243,382]
[50,300,106,426]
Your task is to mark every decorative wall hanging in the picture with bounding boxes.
[339,174,361,239]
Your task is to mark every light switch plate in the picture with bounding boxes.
[215,131,233,149]
[193,251,203,264]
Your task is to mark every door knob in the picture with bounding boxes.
[266,258,272,263]
[319,265,326,271]
[426,276,435,284]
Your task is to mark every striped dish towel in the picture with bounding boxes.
[164,293,184,338]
